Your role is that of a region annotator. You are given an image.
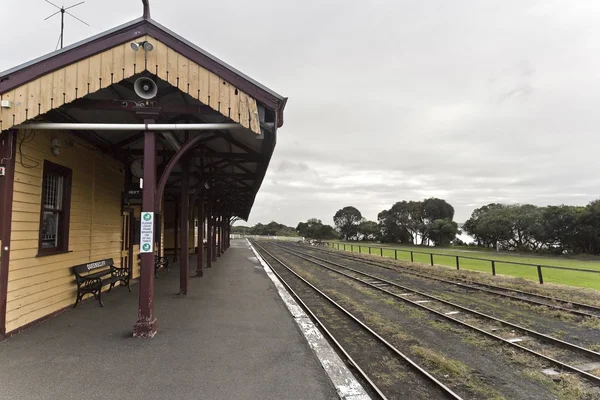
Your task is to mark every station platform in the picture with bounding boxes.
[0,240,342,400]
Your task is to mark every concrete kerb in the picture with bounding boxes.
[246,239,371,400]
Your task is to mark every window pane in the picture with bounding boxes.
[41,211,60,248]
[44,173,64,211]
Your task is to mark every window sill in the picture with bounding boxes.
[36,250,73,258]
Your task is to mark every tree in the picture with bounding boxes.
[376,198,457,246]
[358,220,379,241]
[426,219,459,246]
[296,218,338,239]
[333,206,363,240]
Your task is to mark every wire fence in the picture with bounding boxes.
[324,242,600,285]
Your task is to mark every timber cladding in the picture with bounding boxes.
[0,35,261,134]
[5,129,124,333]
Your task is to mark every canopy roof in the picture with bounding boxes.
[0,15,287,219]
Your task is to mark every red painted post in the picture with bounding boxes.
[133,128,158,338]
[195,201,204,277]
[0,130,17,336]
[173,201,179,262]
[212,210,218,262]
[179,156,190,295]
[220,215,225,254]
[206,199,212,268]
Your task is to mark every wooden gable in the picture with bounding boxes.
[0,35,261,134]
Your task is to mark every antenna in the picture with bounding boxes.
[44,1,89,50]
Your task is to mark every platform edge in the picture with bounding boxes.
[247,239,372,400]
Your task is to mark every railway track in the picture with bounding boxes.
[269,242,600,386]
[301,243,600,319]
[252,241,464,400]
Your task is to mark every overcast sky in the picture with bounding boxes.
[2,1,600,226]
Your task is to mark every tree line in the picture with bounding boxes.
[233,198,600,255]
[463,201,600,254]
[333,199,458,246]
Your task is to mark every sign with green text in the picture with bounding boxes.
[140,212,154,253]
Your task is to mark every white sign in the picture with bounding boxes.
[140,212,154,253]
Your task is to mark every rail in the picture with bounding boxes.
[323,242,600,285]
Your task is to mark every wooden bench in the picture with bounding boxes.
[72,258,131,307]
[137,254,171,278]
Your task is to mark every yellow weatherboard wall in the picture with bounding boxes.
[5,130,124,333]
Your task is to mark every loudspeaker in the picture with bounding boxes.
[134,77,158,99]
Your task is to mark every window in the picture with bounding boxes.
[38,160,72,256]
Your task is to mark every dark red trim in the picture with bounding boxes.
[0,130,16,336]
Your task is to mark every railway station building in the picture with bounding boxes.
[0,2,286,338]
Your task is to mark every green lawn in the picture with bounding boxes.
[328,241,600,290]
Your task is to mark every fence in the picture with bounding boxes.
[324,242,600,285]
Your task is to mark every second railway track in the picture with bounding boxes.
[269,241,600,386]
[303,243,600,319]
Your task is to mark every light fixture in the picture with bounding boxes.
[51,138,61,156]
[130,41,154,52]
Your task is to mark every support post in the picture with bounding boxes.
[537,265,544,284]
[491,260,496,276]
[221,215,225,254]
[212,210,218,262]
[195,200,204,276]
[206,198,212,268]
[0,130,17,337]
[133,128,158,338]
[179,156,190,295]
[173,201,179,262]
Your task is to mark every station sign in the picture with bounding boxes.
[140,212,154,253]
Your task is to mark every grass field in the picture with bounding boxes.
[330,241,600,290]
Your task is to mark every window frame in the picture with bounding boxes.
[37,160,72,257]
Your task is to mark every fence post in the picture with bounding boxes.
[455,256,460,270]
[359,245,362,253]
[537,265,544,284]
[491,260,496,276]
[369,247,371,255]
[351,244,354,252]
[380,248,383,257]
[410,252,414,262]
[430,253,434,266]
[395,249,398,260]
[344,244,346,251]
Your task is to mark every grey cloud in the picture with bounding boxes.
[2,1,599,227]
